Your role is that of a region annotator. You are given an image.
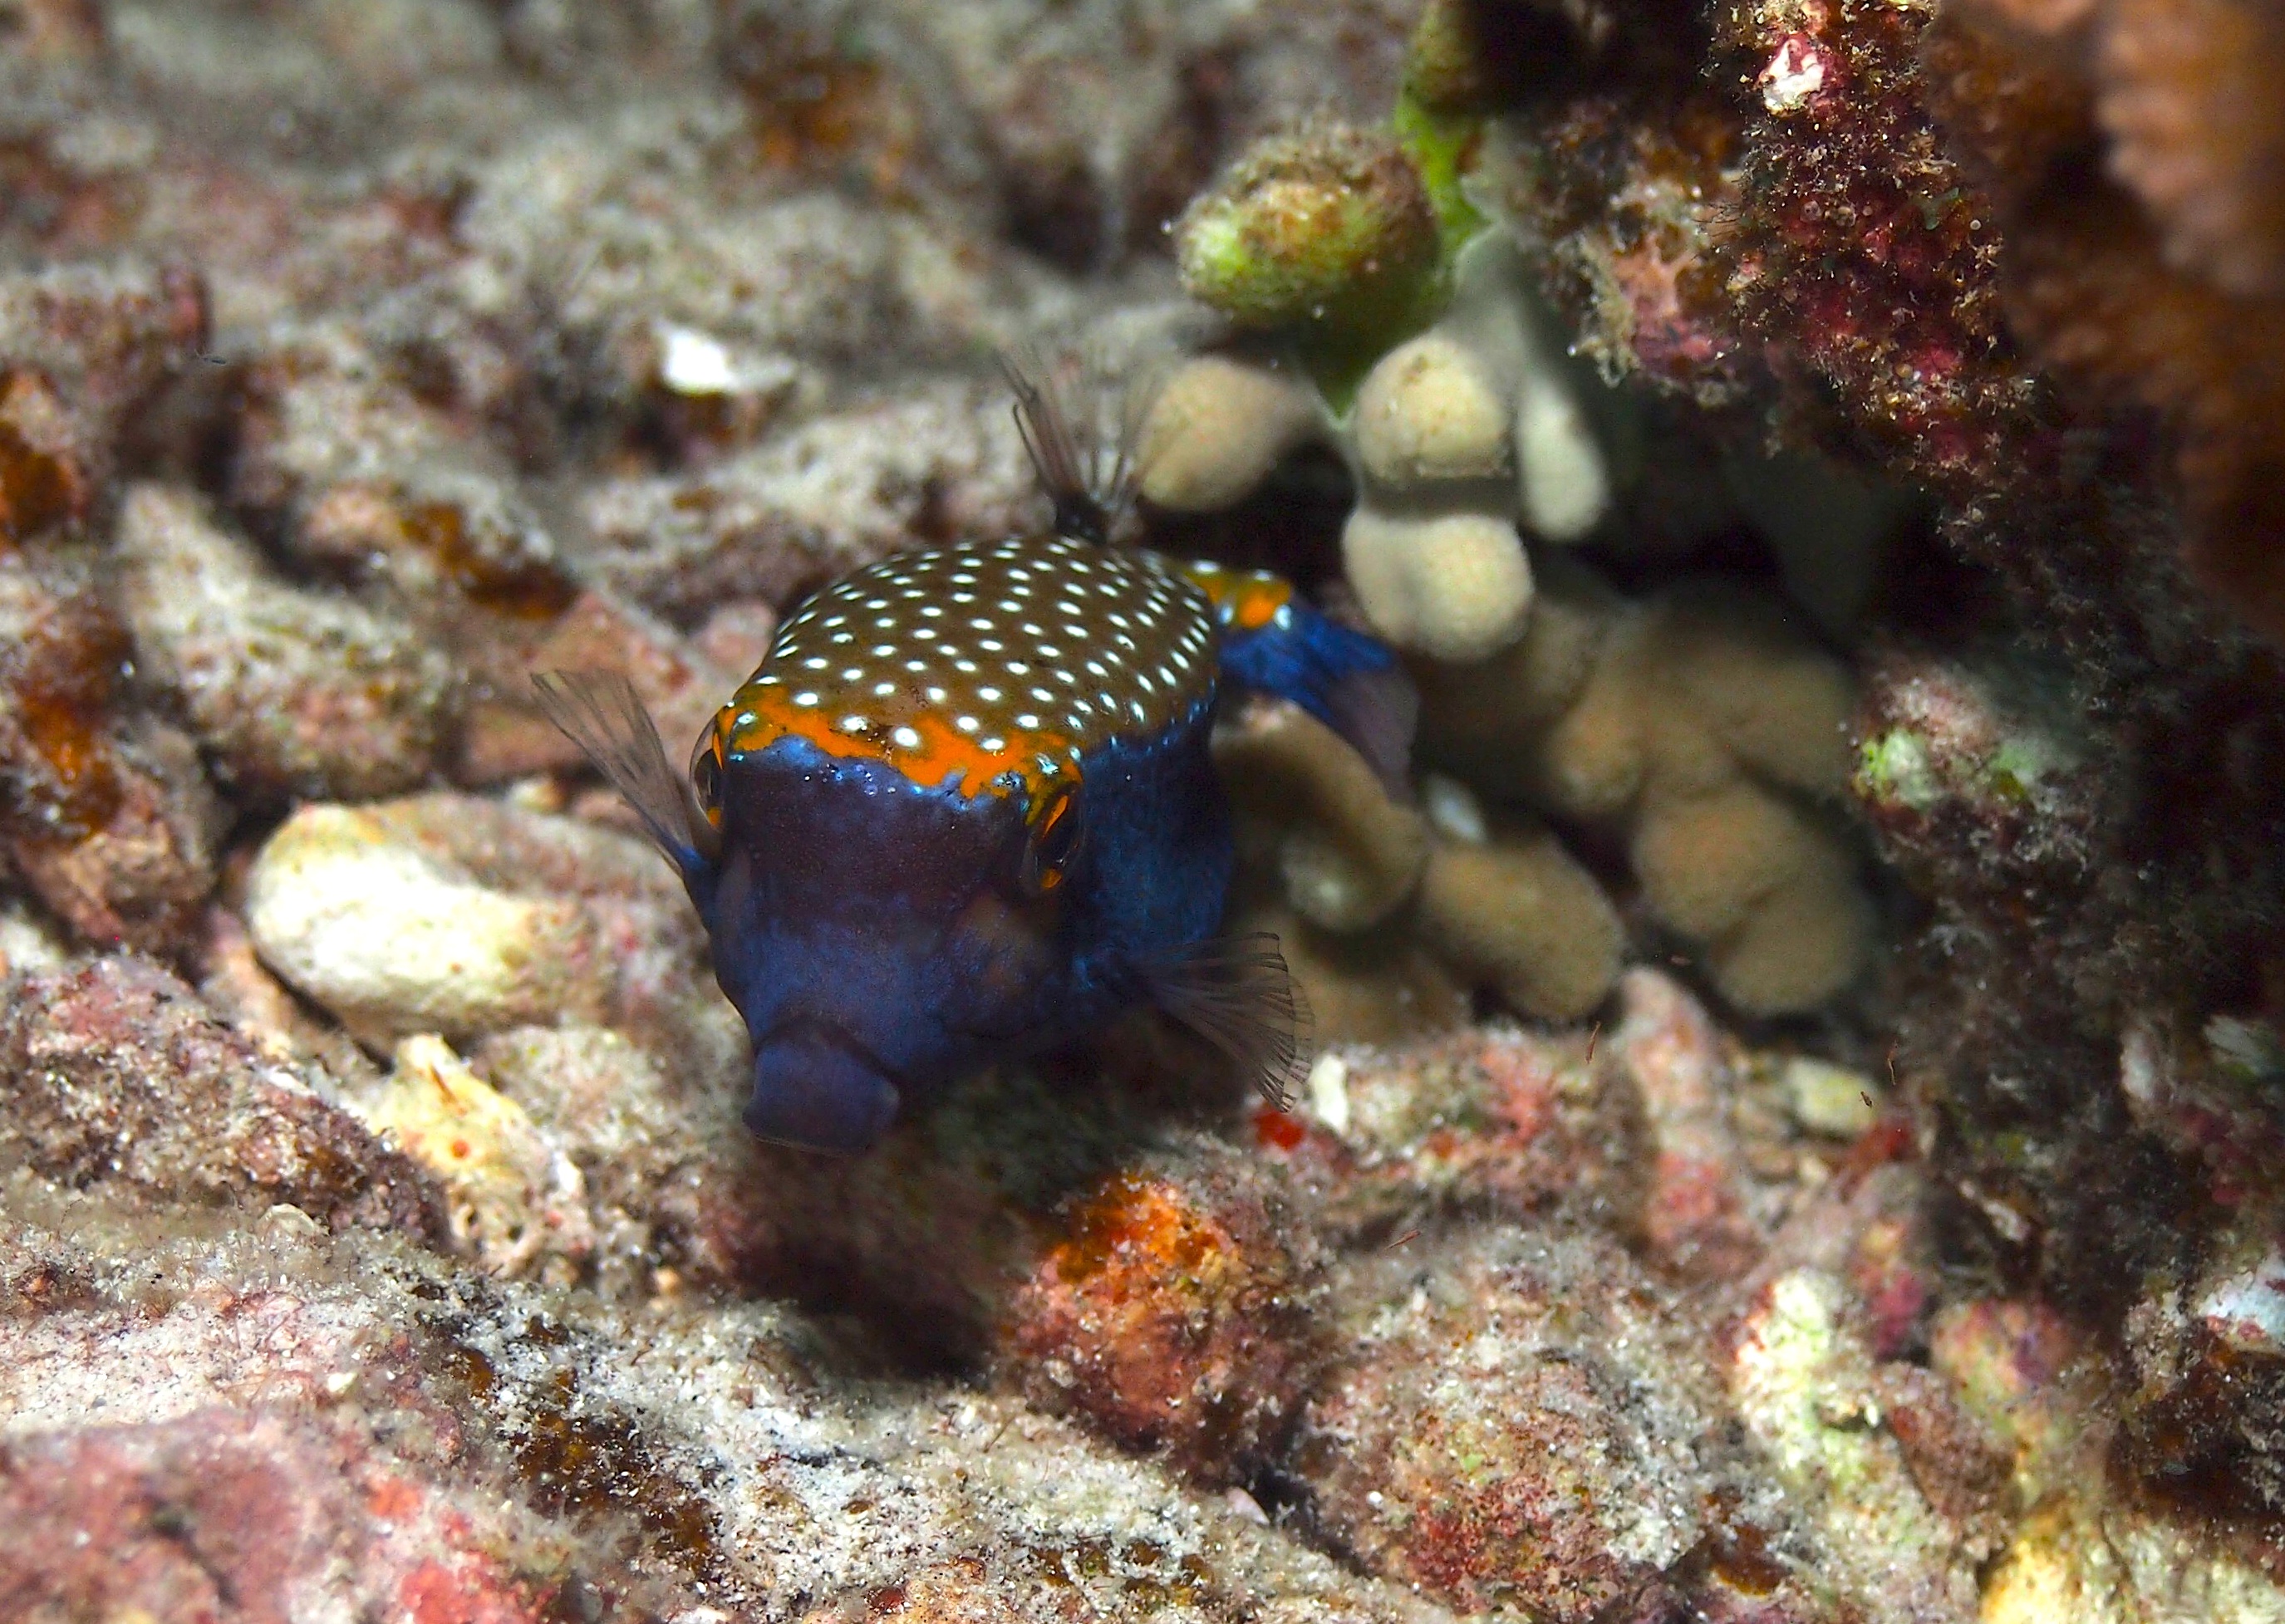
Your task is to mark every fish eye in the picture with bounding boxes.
[689,730,725,830]
[1020,783,1085,896]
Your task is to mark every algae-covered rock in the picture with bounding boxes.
[115,484,459,800]
[1175,121,1441,339]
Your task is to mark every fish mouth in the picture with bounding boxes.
[743,1016,907,1153]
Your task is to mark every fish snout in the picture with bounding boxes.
[744,1028,903,1152]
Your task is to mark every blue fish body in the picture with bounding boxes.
[696,626,1232,1147]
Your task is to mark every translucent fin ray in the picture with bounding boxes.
[1000,344,1163,547]
[1122,930,1311,1111]
[531,669,718,867]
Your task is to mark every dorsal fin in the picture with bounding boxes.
[1000,346,1160,547]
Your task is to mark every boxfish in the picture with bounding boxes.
[537,358,1409,1152]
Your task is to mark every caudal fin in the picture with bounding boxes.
[531,669,718,869]
[1215,597,1419,798]
[1120,931,1310,1111]
[1323,662,1420,800]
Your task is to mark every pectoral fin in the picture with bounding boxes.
[532,669,719,871]
[1119,931,1310,1111]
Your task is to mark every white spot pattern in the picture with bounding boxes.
[731,531,1218,785]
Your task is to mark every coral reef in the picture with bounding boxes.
[1144,86,1879,1021]
[6,0,2285,1620]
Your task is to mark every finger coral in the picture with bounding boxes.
[1213,694,1628,1027]
[1157,153,1614,663]
[1173,121,1442,341]
[1414,807,1624,1023]
[1419,560,1870,1016]
[1213,695,1428,935]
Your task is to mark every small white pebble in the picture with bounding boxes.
[1420,773,1487,844]
[658,325,735,395]
[1224,1486,1270,1524]
[1783,1056,1881,1139]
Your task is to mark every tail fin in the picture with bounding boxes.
[1214,598,1419,798]
[1000,345,1162,547]
[1322,663,1420,801]
[531,670,719,870]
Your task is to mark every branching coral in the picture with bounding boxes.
[1414,791,1626,1023]
[1209,547,1870,1027]
[1136,13,1877,1021]
[1214,695,1624,1025]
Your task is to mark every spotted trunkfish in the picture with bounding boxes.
[536,358,1409,1152]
